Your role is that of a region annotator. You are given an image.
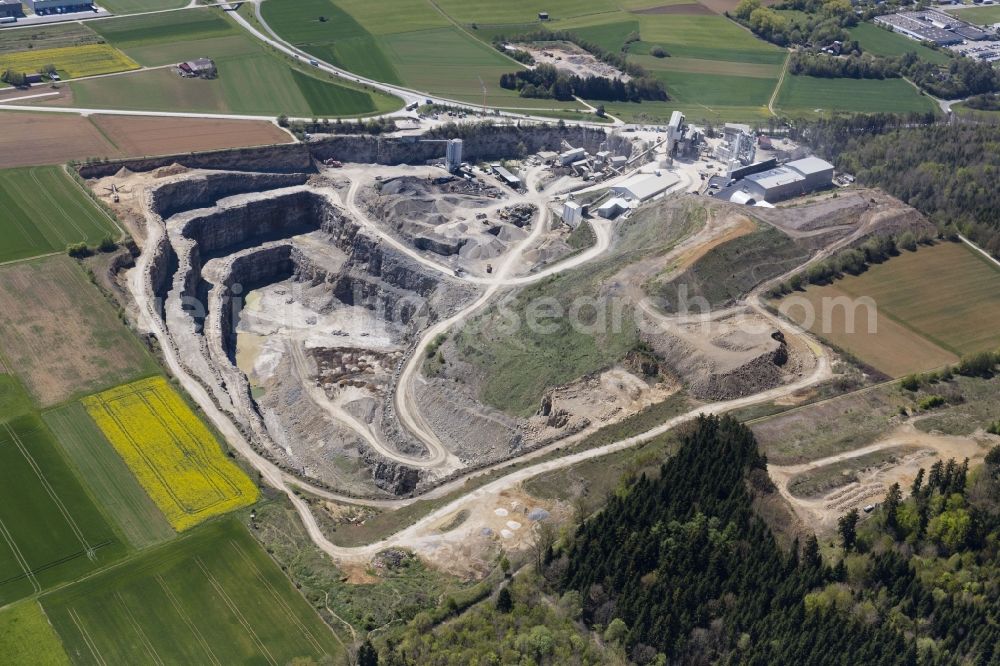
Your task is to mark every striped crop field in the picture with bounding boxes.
[83,377,258,531]
[0,44,139,79]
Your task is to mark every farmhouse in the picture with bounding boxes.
[178,58,217,79]
[0,0,24,18]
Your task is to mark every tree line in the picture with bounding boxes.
[794,115,1000,259]
[499,63,668,103]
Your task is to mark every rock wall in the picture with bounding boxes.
[78,143,313,179]
[152,171,309,219]
[78,124,612,178]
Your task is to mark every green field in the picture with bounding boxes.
[88,8,238,52]
[97,0,189,13]
[0,414,126,606]
[0,23,101,54]
[945,4,1000,24]
[432,0,619,25]
[73,8,398,116]
[43,403,174,550]
[0,166,119,264]
[0,602,70,666]
[631,14,786,64]
[0,375,33,424]
[260,0,401,83]
[42,518,342,665]
[848,23,951,65]
[775,75,936,116]
[815,241,1000,357]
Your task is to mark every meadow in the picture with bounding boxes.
[42,518,342,665]
[73,8,398,116]
[44,403,174,550]
[0,601,70,665]
[0,414,126,606]
[775,74,936,116]
[780,241,1000,376]
[83,377,258,531]
[0,166,119,263]
[432,0,619,25]
[848,23,951,65]
[0,256,159,406]
[0,43,138,79]
[0,23,101,54]
[945,4,1000,24]
[97,0,188,13]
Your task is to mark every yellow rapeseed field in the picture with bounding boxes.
[0,43,139,79]
[83,377,258,531]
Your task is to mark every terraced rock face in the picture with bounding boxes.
[143,169,477,497]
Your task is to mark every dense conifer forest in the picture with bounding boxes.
[378,415,1000,664]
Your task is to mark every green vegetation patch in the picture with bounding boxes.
[0,23,100,54]
[848,23,951,65]
[651,68,776,110]
[382,27,530,106]
[43,403,174,550]
[0,414,127,606]
[89,7,237,49]
[260,0,401,84]
[455,199,706,416]
[632,14,786,64]
[96,0,188,13]
[0,374,33,424]
[776,75,936,116]
[0,166,119,264]
[0,602,70,666]
[565,19,641,52]
[433,0,619,26]
[944,4,1000,24]
[656,224,809,311]
[42,518,342,665]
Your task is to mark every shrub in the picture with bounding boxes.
[66,242,91,258]
[900,374,921,392]
[651,45,667,58]
[98,236,116,253]
[918,395,945,410]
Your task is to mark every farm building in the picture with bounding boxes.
[178,58,217,78]
[611,172,676,203]
[492,164,522,189]
[0,0,23,18]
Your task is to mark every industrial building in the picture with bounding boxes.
[611,172,676,203]
[874,10,987,46]
[0,0,24,18]
[715,156,833,204]
[597,198,628,219]
[28,0,92,14]
[561,200,582,226]
[445,138,463,172]
[492,164,522,189]
[560,147,585,166]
